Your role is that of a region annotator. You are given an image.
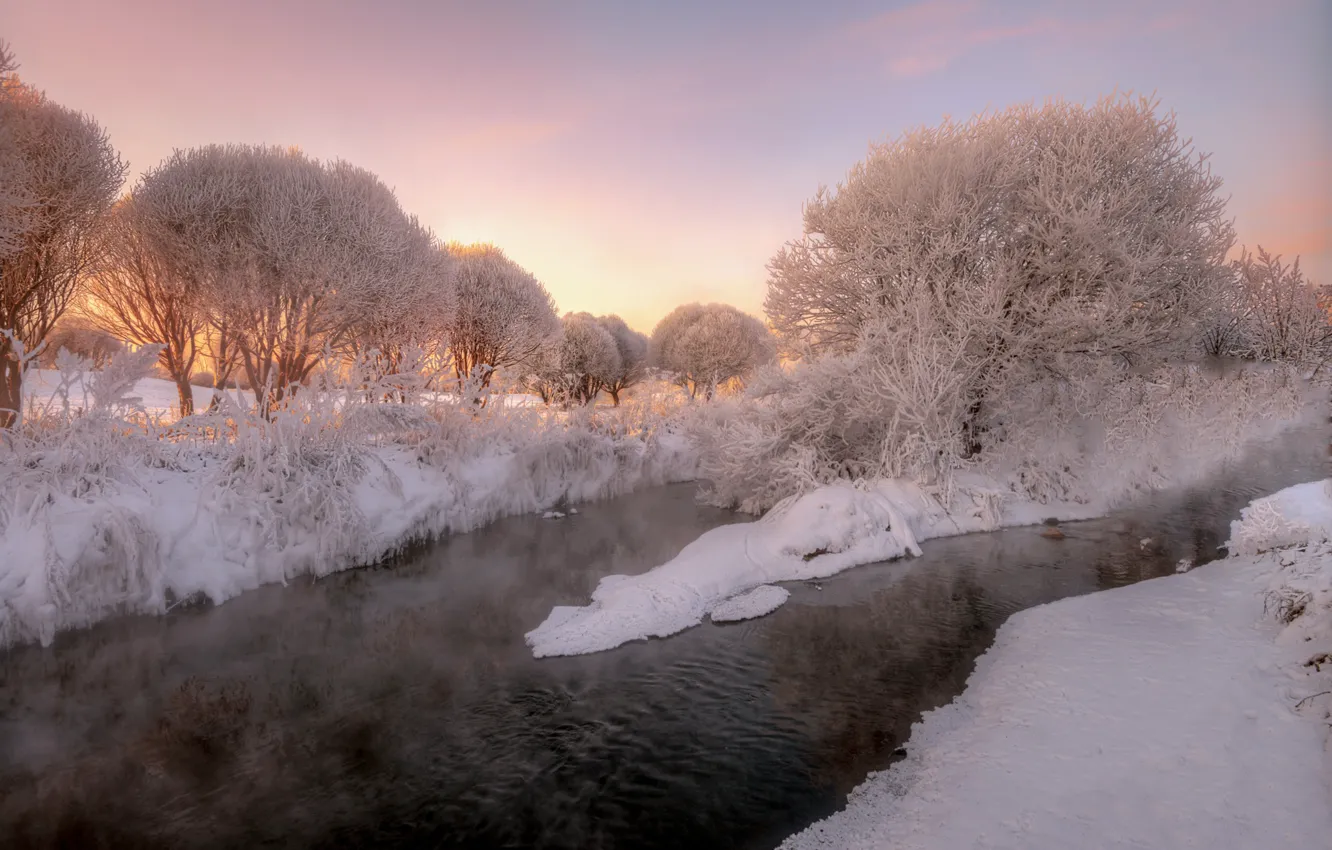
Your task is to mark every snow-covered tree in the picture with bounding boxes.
[442,243,559,390]
[0,59,126,426]
[765,95,1234,364]
[651,303,774,399]
[0,41,34,260]
[132,145,443,415]
[698,95,1258,511]
[82,197,206,416]
[1231,246,1331,367]
[530,312,622,406]
[595,314,649,405]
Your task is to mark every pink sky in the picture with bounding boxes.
[4,0,1329,331]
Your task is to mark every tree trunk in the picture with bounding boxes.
[0,353,21,429]
[174,373,195,418]
[609,388,621,406]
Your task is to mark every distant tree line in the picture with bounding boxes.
[0,40,775,424]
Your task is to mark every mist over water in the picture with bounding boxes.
[1,426,1326,849]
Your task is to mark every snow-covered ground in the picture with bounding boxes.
[22,368,238,418]
[777,479,1332,850]
[20,369,543,420]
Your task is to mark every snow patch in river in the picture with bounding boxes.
[526,478,1102,657]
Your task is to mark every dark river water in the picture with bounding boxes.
[1,429,1327,850]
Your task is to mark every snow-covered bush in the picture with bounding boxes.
[0,344,170,646]
[1230,247,1331,369]
[528,312,622,406]
[650,302,775,399]
[38,318,123,368]
[442,242,560,391]
[0,51,126,427]
[1,341,699,648]
[696,327,1310,515]
[596,314,649,405]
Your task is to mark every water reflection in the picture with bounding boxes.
[0,428,1325,849]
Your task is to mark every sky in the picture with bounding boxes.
[4,0,1330,333]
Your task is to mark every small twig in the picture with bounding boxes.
[1294,690,1332,709]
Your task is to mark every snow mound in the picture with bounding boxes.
[1227,479,1332,556]
[527,474,1118,658]
[710,585,789,622]
[526,483,926,657]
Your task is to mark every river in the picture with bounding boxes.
[0,428,1326,849]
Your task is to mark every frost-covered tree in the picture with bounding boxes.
[595,314,649,405]
[1231,246,1331,367]
[0,41,34,260]
[133,145,443,415]
[765,95,1234,364]
[651,303,774,399]
[83,198,206,416]
[530,312,622,406]
[0,57,126,426]
[345,244,454,378]
[442,243,559,390]
[698,95,1256,511]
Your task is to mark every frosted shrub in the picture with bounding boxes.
[0,344,171,646]
[1232,247,1331,369]
[984,361,1305,506]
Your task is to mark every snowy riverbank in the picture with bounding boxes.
[0,369,697,649]
[525,409,1326,658]
[779,478,1332,850]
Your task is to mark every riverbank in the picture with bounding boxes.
[526,401,1326,658]
[781,478,1332,849]
[0,413,696,649]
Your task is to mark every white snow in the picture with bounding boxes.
[21,368,239,418]
[780,478,1332,850]
[526,478,1103,657]
[1228,478,1332,556]
[0,388,699,649]
[710,584,790,622]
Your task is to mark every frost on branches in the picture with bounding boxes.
[443,242,560,392]
[699,95,1316,514]
[528,312,622,406]
[0,45,126,427]
[131,145,449,417]
[650,303,775,399]
[596,314,649,405]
